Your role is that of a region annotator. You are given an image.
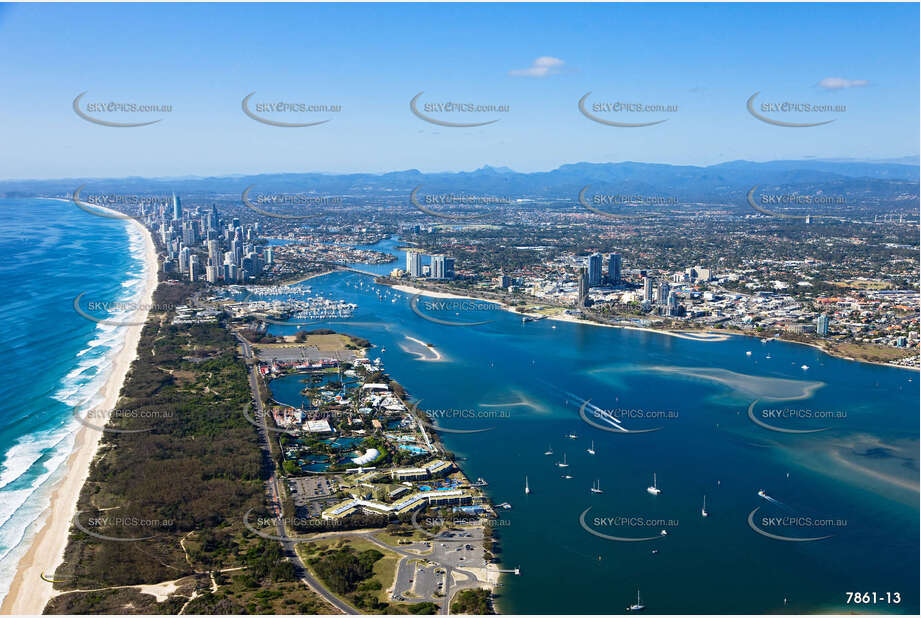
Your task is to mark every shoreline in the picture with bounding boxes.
[280,269,335,286]
[0,203,160,614]
[402,336,444,361]
[381,280,918,372]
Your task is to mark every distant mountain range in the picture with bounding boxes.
[2,159,917,204]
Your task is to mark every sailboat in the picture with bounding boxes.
[556,453,569,468]
[525,476,530,495]
[587,440,595,455]
[544,444,553,456]
[701,494,708,517]
[591,479,603,494]
[627,589,646,612]
[646,473,661,495]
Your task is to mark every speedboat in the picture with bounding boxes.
[757,489,767,498]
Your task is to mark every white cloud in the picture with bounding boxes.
[818,77,868,90]
[509,56,565,78]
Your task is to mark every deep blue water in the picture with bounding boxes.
[261,236,919,614]
[0,198,147,601]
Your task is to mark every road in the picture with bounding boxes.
[356,532,485,615]
[236,331,359,615]
[236,330,488,615]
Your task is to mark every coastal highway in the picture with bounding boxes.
[235,331,359,616]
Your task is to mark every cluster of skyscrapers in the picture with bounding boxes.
[405,250,455,280]
[577,252,622,306]
[147,195,270,283]
[642,276,681,316]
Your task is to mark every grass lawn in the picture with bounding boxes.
[831,341,915,362]
[372,528,432,547]
[259,333,354,351]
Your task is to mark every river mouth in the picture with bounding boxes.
[255,258,919,615]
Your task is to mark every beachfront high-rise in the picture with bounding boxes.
[657,281,670,306]
[588,253,603,287]
[577,267,589,307]
[431,255,455,280]
[172,193,182,221]
[406,251,422,278]
[643,276,654,303]
[817,313,830,337]
[608,253,622,284]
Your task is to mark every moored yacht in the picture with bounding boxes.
[647,473,661,495]
[627,590,646,612]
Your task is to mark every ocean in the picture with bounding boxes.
[2,218,915,614]
[0,198,147,603]
[265,236,919,614]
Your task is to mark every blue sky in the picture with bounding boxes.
[0,2,917,179]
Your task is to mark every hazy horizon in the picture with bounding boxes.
[0,2,917,179]
[2,155,920,184]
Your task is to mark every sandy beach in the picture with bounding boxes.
[388,281,732,342]
[389,283,504,305]
[281,269,335,286]
[402,335,444,361]
[385,281,920,369]
[0,204,159,614]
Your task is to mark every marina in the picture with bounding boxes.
[246,260,918,615]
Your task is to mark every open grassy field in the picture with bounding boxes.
[264,333,356,350]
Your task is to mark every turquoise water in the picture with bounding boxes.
[263,237,918,614]
[322,437,362,450]
[0,198,147,602]
[399,444,428,454]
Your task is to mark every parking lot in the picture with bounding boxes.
[390,528,487,603]
[288,476,335,507]
[430,531,486,571]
